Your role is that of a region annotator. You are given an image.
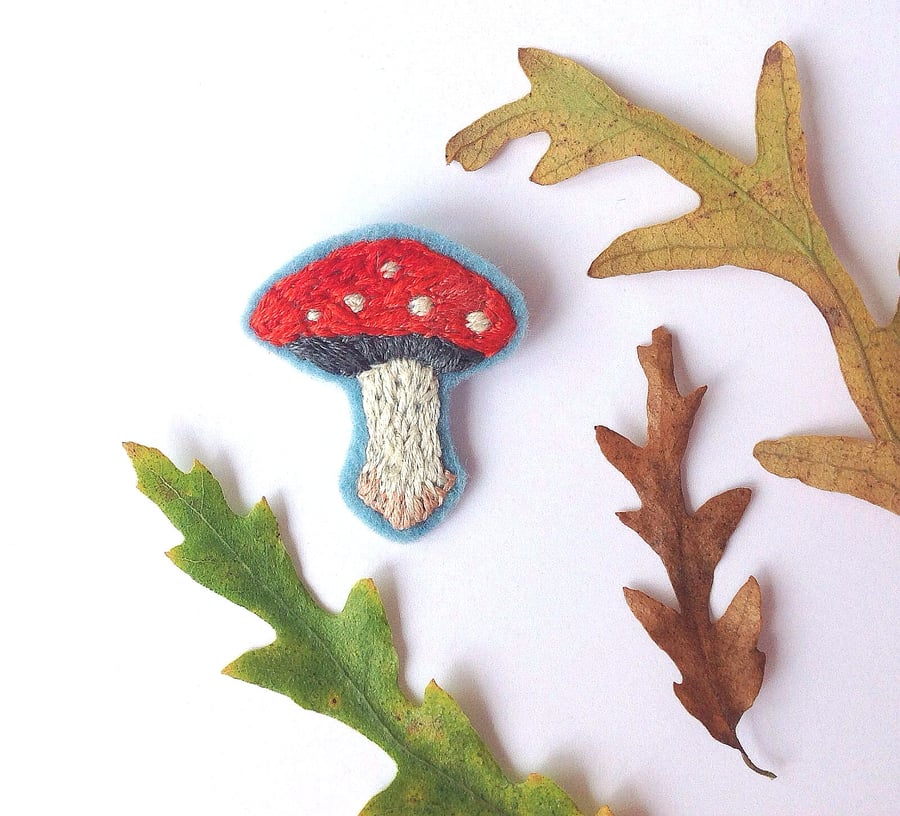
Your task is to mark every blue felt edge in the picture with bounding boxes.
[243,223,528,542]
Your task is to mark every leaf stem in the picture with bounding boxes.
[738,742,777,779]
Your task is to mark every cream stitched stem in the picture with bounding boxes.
[356,357,456,530]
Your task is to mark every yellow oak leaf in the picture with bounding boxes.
[448,43,899,514]
[754,435,900,513]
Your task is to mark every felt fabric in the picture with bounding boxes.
[244,223,527,541]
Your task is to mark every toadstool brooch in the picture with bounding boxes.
[246,224,526,539]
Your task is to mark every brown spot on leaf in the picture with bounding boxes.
[763,42,785,66]
[822,305,846,329]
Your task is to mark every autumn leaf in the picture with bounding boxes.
[754,435,900,514]
[447,43,900,514]
[124,442,613,816]
[595,328,774,778]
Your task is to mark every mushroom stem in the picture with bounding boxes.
[356,357,456,530]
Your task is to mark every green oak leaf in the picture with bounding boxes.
[125,442,611,816]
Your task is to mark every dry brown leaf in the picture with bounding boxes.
[596,327,774,778]
[448,43,900,514]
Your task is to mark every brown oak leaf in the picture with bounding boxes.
[595,327,774,778]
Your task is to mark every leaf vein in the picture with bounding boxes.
[152,462,514,815]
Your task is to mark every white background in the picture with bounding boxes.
[2,2,898,814]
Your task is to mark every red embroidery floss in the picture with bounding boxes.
[247,224,526,540]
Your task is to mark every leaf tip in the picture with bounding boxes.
[445,138,460,166]
[735,485,753,502]
[528,168,554,187]
[423,678,451,705]
[348,577,380,605]
[649,325,672,346]
[752,438,787,472]
[517,45,545,68]
[595,424,627,457]
[221,660,240,679]
[764,40,792,66]
[594,424,612,443]
[587,250,620,279]
[445,129,484,172]
[123,440,155,469]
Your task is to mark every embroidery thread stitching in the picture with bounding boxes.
[247,227,525,538]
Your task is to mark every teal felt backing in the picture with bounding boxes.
[244,223,528,541]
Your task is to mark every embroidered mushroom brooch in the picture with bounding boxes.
[246,224,526,540]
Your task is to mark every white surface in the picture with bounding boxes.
[2,1,898,814]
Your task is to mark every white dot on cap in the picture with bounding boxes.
[466,311,491,334]
[380,261,400,278]
[408,296,433,317]
[306,309,321,322]
[343,293,365,313]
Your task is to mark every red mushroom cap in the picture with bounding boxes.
[249,237,517,359]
